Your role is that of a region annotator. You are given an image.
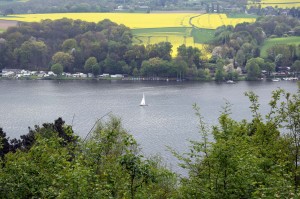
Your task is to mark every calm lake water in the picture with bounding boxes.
[0,80,298,173]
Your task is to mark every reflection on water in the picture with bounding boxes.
[0,79,298,173]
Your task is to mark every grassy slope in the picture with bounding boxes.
[191,28,214,43]
[132,27,214,43]
[260,36,300,57]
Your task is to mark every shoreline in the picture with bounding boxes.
[1,76,299,83]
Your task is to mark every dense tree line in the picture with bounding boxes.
[1,0,114,14]
[0,18,205,79]
[173,87,300,198]
[1,87,300,198]
[210,15,300,80]
[248,5,300,19]
[0,116,177,198]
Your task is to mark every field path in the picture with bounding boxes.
[189,14,205,29]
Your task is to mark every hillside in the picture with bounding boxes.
[0,13,256,56]
[261,36,300,57]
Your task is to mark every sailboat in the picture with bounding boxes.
[140,93,147,106]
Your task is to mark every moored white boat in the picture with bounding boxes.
[272,78,281,82]
[226,80,236,84]
[140,93,148,106]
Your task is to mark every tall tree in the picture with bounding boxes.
[245,57,263,80]
[52,51,74,72]
[84,56,99,74]
[14,39,48,70]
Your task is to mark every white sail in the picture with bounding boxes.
[140,93,146,106]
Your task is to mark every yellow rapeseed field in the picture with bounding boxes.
[0,13,194,29]
[191,14,256,29]
[0,13,256,29]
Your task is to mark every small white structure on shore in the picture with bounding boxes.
[2,71,15,77]
[73,73,87,78]
[111,74,124,78]
[87,73,94,78]
[99,73,110,78]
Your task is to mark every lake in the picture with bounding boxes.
[0,79,298,173]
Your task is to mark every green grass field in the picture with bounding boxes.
[132,27,214,44]
[132,27,190,45]
[261,36,300,57]
[191,28,215,43]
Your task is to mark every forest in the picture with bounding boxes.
[0,86,300,198]
[0,17,207,80]
[1,15,300,81]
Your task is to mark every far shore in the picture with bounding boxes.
[1,75,299,83]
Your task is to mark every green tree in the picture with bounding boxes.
[204,68,212,80]
[51,63,63,75]
[82,116,177,198]
[0,118,80,198]
[133,67,139,77]
[141,57,172,77]
[172,57,188,80]
[267,44,294,67]
[177,44,202,68]
[274,23,290,36]
[62,38,78,52]
[14,39,48,70]
[124,45,146,68]
[146,42,173,61]
[0,128,9,159]
[235,50,246,67]
[262,61,275,77]
[214,60,226,81]
[84,56,99,75]
[173,89,299,198]
[122,64,131,75]
[294,26,300,36]
[0,116,178,198]
[292,60,300,76]
[0,39,13,70]
[52,51,74,72]
[245,57,263,80]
